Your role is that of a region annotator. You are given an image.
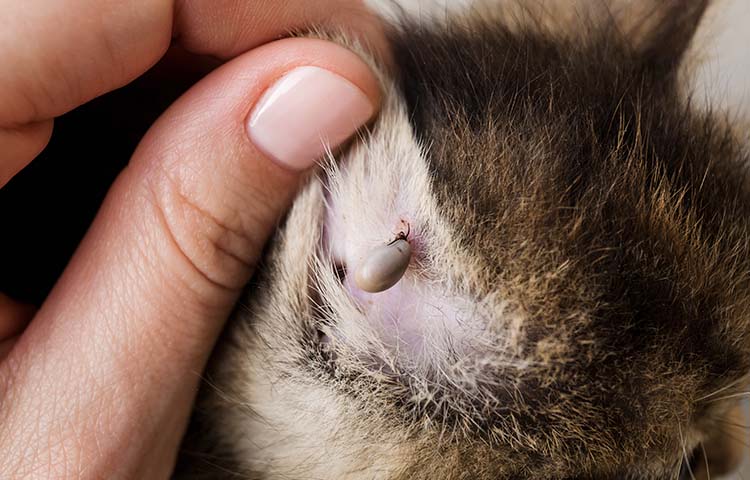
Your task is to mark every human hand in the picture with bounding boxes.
[0,1,382,477]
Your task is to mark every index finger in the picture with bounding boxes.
[0,0,385,183]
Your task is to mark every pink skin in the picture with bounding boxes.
[344,272,480,363]
[336,220,479,363]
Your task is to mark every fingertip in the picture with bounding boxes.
[239,37,383,171]
[275,37,383,116]
[0,120,54,187]
[246,64,376,171]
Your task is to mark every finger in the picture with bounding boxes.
[0,121,53,186]
[0,38,379,477]
[0,0,174,126]
[173,0,388,59]
[0,0,384,185]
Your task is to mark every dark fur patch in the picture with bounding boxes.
[388,3,750,477]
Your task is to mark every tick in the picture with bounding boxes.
[354,224,412,293]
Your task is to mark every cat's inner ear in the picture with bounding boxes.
[613,0,709,73]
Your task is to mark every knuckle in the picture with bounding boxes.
[145,166,261,294]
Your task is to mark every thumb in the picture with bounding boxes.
[1,38,379,477]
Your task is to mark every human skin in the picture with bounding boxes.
[0,1,384,477]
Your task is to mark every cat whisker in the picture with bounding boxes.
[708,416,750,431]
[704,391,750,404]
[700,441,711,480]
[678,423,697,480]
[695,376,748,402]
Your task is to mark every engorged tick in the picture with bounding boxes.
[354,223,413,293]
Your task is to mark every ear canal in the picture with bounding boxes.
[623,0,710,73]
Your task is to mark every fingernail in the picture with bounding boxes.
[247,66,375,171]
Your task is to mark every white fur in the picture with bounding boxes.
[219,81,529,479]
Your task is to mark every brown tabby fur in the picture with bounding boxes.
[177,1,750,478]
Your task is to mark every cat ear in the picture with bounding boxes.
[469,0,709,73]
[617,0,709,73]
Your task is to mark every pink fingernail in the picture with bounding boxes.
[246,66,375,171]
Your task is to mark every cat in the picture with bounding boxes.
[177,1,750,478]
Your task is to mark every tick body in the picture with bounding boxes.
[354,237,412,293]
